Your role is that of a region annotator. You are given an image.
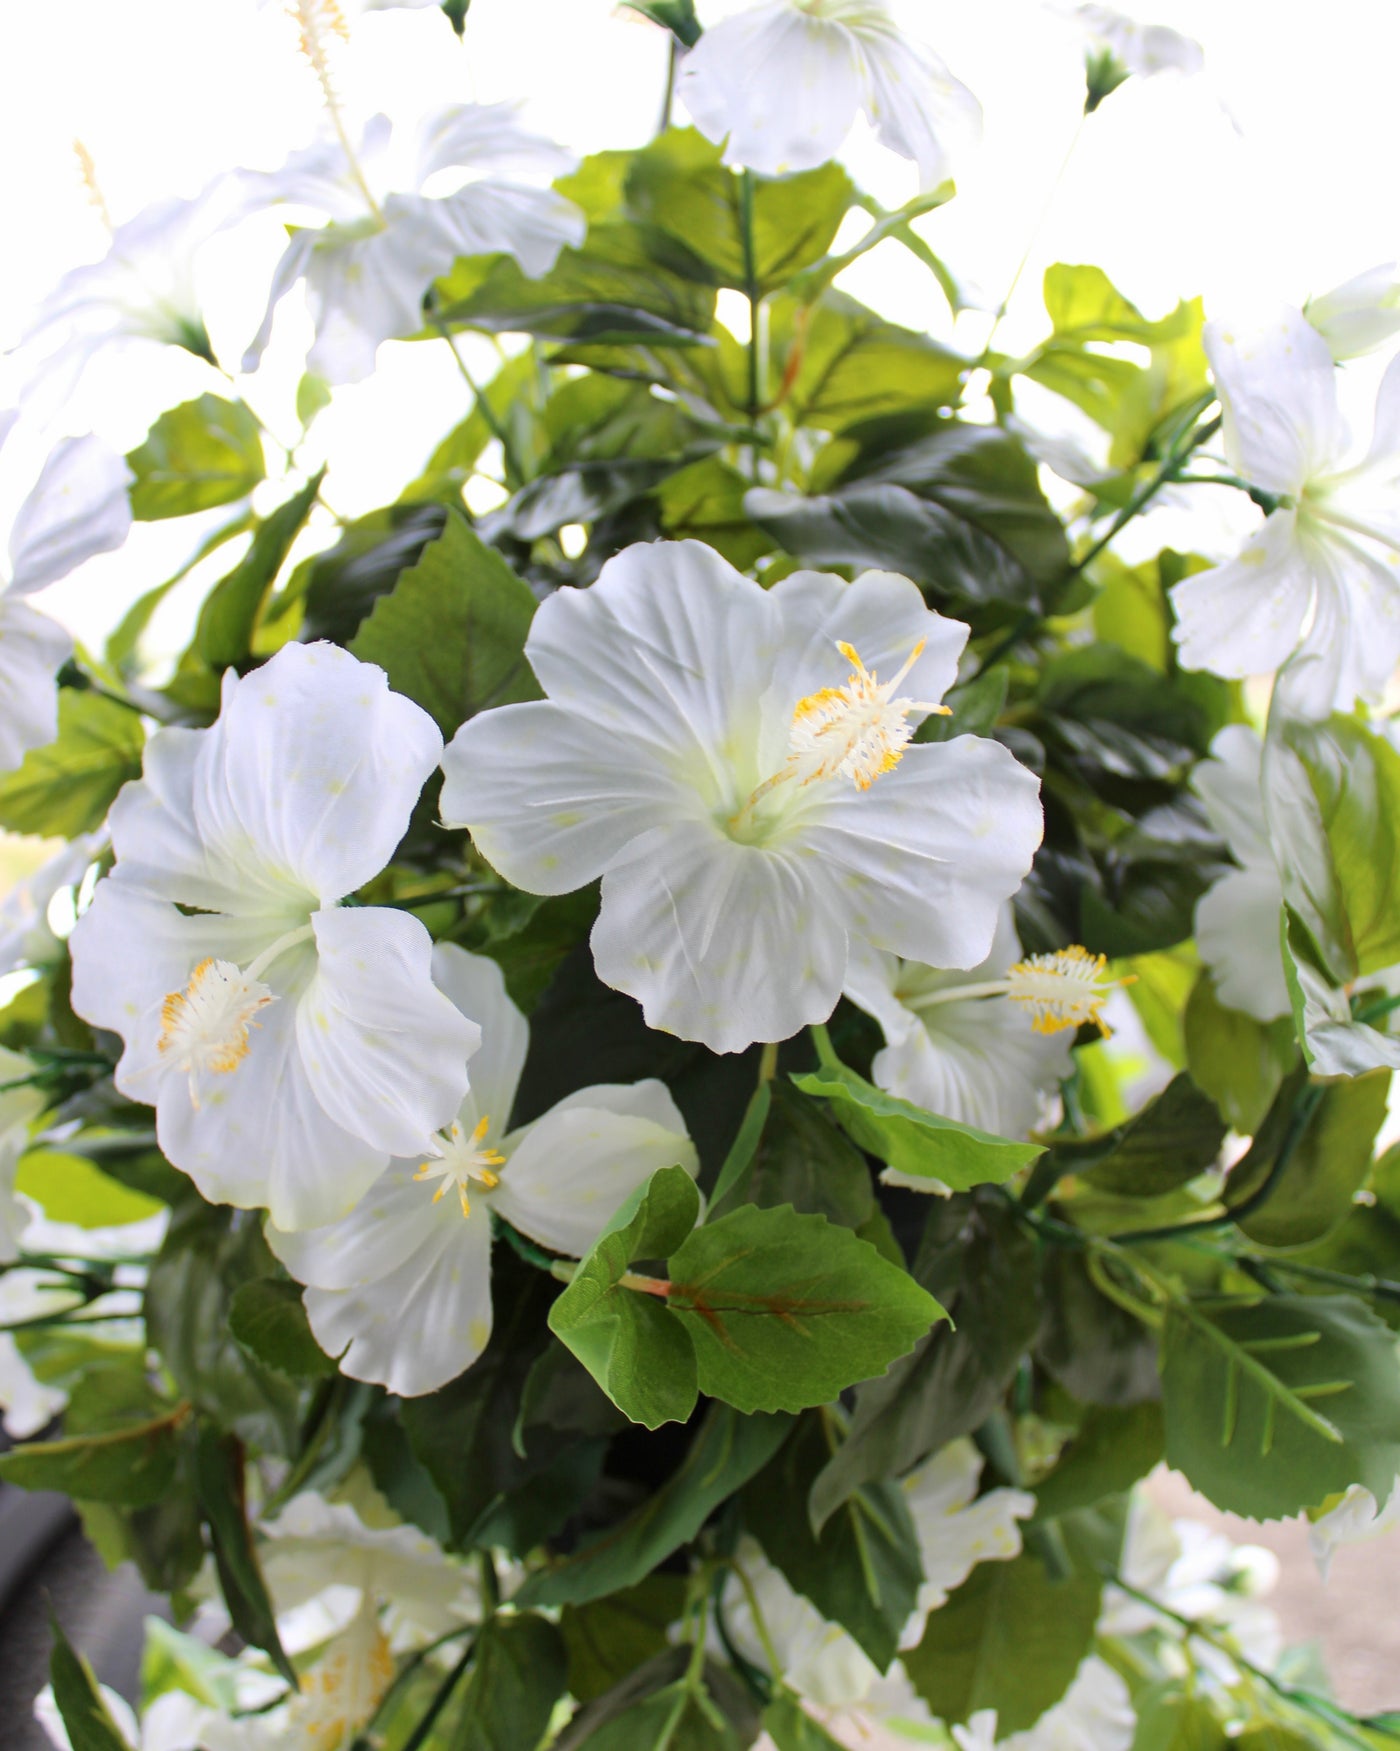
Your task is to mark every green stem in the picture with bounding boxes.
[431,315,525,487]
[757,1041,779,1085]
[1069,406,1221,578]
[397,1635,479,1751]
[1243,1255,1400,1306]
[1354,990,1400,1027]
[658,35,678,135]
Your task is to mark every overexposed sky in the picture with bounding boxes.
[0,0,1394,654]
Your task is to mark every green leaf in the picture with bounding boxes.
[745,1411,921,1670]
[655,456,774,569]
[1044,264,1199,345]
[1071,1073,1227,1198]
[228,1277,338,1380]
[552,1650,759,1751]
[14,1150,163,1229]
[516,1404,789,1609]
[48,1615,137,1751]
[1036,1245,1161,1406]
[667,1202,944,1416]
[195,470,323,670]
[710,1080,874,1228]
[126,394,264,520]
[0,689,144,837]
[810,1199,1040,1531]
[625,131,853,297]
[619,1,701,46]
[760,1691,847,1751]
[773,291,964,431]
[454,1613,568,1751]
[0,1406,185,1507]
[1184,972,1296,1134]
[349,509,540,735]
[107,514,254,674]
[915,663,1009,744]
[1032,1401,1165,1522]
[560,1576,688,1704]
[792,1060,1041,1191]
[548,1165,703,1429]
[1228,1070,1390,1249]
[192,1425,296,1687]
[902,1538,1103,1733]
[1161,1294,1400,1519]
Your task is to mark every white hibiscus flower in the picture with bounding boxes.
[0,429,134,774]
[238,100,584,384]
[440,541,1043,1056]
[845,906,1076,1153]
[897,1437,1035,1636]
[1068,4,1204,80]
[677,0,980,187]
[270,943,699,1396]
[1304,263,1400,363]
[68,642,477,1231]
[1191,725,1290,1023]
[1169,308,1400,717]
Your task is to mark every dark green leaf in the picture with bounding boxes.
[620,1,701,45]
[349,510,540,734]
[710,1080,873,1229]
[47,1615,137,1751]
[1035,1245,1161,1406]
[667,1202,945,1416]
[126,394,264,520]
[1033,1401,1165,1521]
[298,503,447,645]
[192,1425,296,1686]
[745,1411,921,1670]
[0,1407,184,1507]
[228,1277,338,1380]
[516,1404,790,1609]
[1073,1073,1226,1197]
[195,470,322,670]
[792,1060,1041,1190]
[1161,1294,1400,1519]
[454,1613,568,1751]
[0,690,144,837]
[552,1649,759,1751]
[560,1576,689,1704]
[761,1691,847,1750]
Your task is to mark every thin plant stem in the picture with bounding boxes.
[432,315,526,486]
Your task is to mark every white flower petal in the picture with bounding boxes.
[591,818,849,1054]
[300,906,477,1159]
[856,25,981,190]
[1306,263,1400,362]
[814,736,1043,969]
[441,700,683,896]
[1308,1481,1400,1579]
[1205,310,1345,493]
[1278,528,1400,716]
[241,230,318,375]
[899,1439,1033,1631]
[303,223,439,385]
[1169,509,1315,683]
[7,434,133,596]
[431,944,527,1130]
[498,1080,697,1257]
[1192,725,1272,869]
[420,183,584,281]
[0,1332,67,1438]
[193,643,443,904]
[413,101,578,186]
[0,596,70,775]
[269,1160,443,1293]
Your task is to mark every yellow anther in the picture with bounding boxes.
[1005,946,1132,1038]
[416,1114,506,1218]
[157,958,274,1108]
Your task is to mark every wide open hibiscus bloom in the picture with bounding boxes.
[70,642,477,1230]
[440,541,1043,1055]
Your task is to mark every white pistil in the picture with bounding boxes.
[905,945,1130,1038]
[414,1114,506,1218]
[156,923,315,1107]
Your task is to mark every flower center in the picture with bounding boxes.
[414,1115,506,1218]
[288,1612,394,1749]
[156,923,314,1108]
[902,945,1132,1039]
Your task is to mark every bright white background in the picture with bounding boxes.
[0,0,1393,654]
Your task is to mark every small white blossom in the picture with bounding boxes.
[1070,4,1204,79]
[69,642,477,1231]
[678,0,981,187]
[1171,308,1400,716]
[1305,263,1400,363]
[270,943,698,1396]
[1308,1479,1400,1580]
[898,1438,1036,1636]
[440,541,1043,1055]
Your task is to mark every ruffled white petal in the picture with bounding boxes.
[0,596,70,775]
[413,101,579,185]
[855,22,981,189]
[1305,262,1400,361]
[193,643,443,904]
[302,222,441,385]
[899,1439,1033,1634]
[497,1080,697,1257]
[1308,1481,1400,1580]
[1279,526,1400,717]
[431,944,527,1131]
[299,906,477,1159]
[7,434,133,596]
[591,818,850,1054]
[1205,310,1346,492]
[241,230,319,376]
[1168,510,1314,683]
[415,183,584,281]
[270,1160,445,1294]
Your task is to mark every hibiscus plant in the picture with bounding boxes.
[2,3,1399,1749]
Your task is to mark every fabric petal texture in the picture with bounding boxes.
[0,596,71,775]
[7,433,134,596]
[1205,307,1345,493]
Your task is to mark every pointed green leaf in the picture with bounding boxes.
[228,1276,338,1380]
[761,1691,848,1750]
[0,1407,184,1507]
[48,1616,137,1751]
[0,689,144,837]
[455,1613,568,1751]
[192,1425,296,1687]
[195,470,323,669]
[126,394,264,520]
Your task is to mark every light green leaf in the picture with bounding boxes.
[1161,1294,1400,1519]
[1130,1687,1230,1751]
[48,1615,137,1751]
[792,1060,1041,1190]
[548,1165,702,1429]
[667,1202,945,1416]
[126,394,264,520]
[195,470,322,670]
[228,1277,338,1381]
[655,456,774,569]
[349,509,540,736]
[14,1151,163,1229]
[515,1404,789,1609]
[1184,972,1296,1134]
[0,690,144,837]
[456,1613,568,1751]
[773,291,964,431]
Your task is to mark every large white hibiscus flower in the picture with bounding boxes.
[270,943,698,1396]
[68,642,477,1231]
[1170,308,1400,717]
[845,906,1076,1149]
[239,103,584,384]
[440,541,1043,1056]
[677,0,980,187]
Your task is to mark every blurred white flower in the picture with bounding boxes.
[952,1657,1135,1751]
[1170,308,1400,717]
[845,906,1075,1152]
[0,1270,74,1438]
[1191,725,1289,1022]
[238,103,583,383]
[441,541,1042,1055]
[0,1045,46,1262]
[0,832,102,980]
[1309,1479,1400,1580]
[1305,263,1400,363]
[1070,4,1204,79]
[69,642,477,1231]
[678,0,980,187]
[898,1438,1036,1635]
[270,943,698,1396]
